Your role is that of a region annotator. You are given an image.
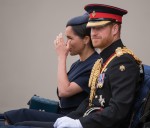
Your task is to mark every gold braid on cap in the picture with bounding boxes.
[88,47,142,107]
[88,59,102,107]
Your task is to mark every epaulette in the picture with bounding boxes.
[101,47,142,73]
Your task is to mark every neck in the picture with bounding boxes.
[79,48,95,61]
[100,36,120,52]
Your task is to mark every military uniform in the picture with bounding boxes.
[58,4,143,128]
[68,39,142,128]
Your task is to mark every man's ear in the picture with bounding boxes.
[112,24,119,35]
[83,36,90,45]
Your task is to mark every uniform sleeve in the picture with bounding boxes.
[67,98,89,119]
[79,55,140,128]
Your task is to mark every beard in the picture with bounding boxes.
[92,36,113,50]
[91,36,102,48]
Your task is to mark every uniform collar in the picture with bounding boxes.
[100,39,124,63]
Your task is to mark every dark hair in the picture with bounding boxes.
[69,23,94,49]
[72,23,89,38]
[66,13,94,49]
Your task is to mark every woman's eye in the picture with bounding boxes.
[68,37,72,40]
[66,38,71,43]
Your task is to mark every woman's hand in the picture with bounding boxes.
[54,33,69,58]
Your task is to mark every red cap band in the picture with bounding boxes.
[89,12,122,22]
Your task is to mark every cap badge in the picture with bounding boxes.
[92,11,96,17]
[119,65,125,71]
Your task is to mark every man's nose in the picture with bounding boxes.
[91,28,97,36]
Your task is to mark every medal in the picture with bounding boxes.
[97,82,103,88]
[98,95,105,107]
[97,73,105,88]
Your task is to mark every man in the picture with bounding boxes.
[53,3,143,128]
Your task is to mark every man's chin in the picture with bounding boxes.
[93,44,100,48]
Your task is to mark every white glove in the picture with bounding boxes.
[53,116,83,128]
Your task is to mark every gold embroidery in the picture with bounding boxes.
[88,59,102,107]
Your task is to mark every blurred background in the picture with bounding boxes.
[0,0,150,112]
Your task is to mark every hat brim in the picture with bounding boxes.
[87,21,111,27]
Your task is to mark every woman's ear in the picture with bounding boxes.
[83,36,90,45]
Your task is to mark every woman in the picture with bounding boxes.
[2,13,99,125]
